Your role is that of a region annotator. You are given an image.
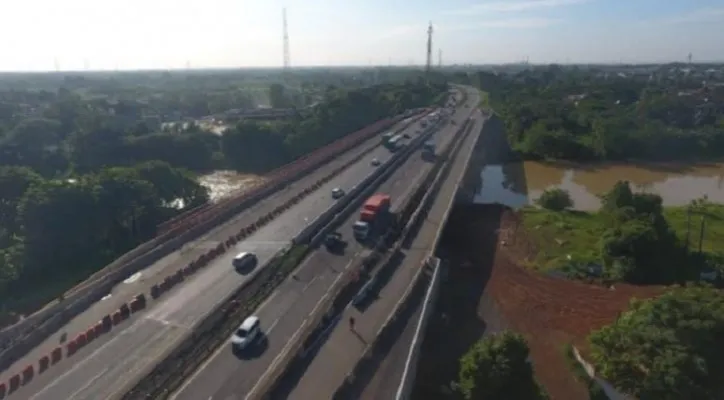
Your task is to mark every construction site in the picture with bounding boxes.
[411,118,665,400]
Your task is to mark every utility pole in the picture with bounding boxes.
[425,21,433,79]
[282,8,291,75]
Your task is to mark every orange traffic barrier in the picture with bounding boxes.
[119,303,131,319]
[162,276,174,290]
[85,327,95,342]
[38,355,50,373]
[175,270,184,281]
[150,283,162,299]
[112,310,123,325]
[51,347,62,364]
[94,321,104,336]
[130,294,145,312]
[102,315,113,330]
[21,365,33,384]
[66,339,77,356]
[8,375,19,392]
[0,382,6,398]
[75,333,87,348]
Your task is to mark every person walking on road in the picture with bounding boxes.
[349,316,355,331]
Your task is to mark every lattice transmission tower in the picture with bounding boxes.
[282,8,291,71]
[425,22,433,77]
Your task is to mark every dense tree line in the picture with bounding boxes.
[450,66,724,162]
[0,162,208,317]
[589,286,724,399]
[222,80,446,172]
[0,74,446,320]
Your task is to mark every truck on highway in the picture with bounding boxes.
[353,193,392,241]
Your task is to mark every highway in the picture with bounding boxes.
[169,91,474,400]
[284,98,484,400]
[0,114,426,400]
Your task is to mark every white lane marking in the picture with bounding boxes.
[123,272,142,284]
[64,366,109,400]
[170,270,312,399]
[267,318,281,335]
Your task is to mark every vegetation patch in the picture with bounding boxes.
[520,182,724,284]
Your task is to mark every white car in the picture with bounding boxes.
[231,316,261,350]
[370,158,381,166]
[332,188,345,199]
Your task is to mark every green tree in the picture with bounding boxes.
[457,331,547,400]
[589,286,724,400]
[535,188,574,211]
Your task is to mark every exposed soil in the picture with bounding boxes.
[412,203,665,400]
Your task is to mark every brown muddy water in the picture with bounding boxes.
[198,170,265,202]
[475,161,724,210]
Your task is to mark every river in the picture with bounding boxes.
[475,161,724,210]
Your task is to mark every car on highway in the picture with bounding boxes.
[332,187,345,199]
[231,315,261,350]
[403,132,411,139]
[370,158,381,166]
[324,232,347,253]
[232,251,258,272]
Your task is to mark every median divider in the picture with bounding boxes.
[252,107,470,400]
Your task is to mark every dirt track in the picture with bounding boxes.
[413,204,664,400]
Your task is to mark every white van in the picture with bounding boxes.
[231,315,261,349]
[232,252,257,270]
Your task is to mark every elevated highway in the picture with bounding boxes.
[169,88,477,400]
[279,95,484,400]
[0,110,431,400]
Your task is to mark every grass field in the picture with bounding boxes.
[478,90,490,109]
[519,203,724,272]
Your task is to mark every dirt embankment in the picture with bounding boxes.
[412,115,664,400]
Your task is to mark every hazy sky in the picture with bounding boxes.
[1,0,722,71]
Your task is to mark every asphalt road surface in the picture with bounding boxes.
[170,89,478,400]
[287,101,484,400]
[1,115,427,400]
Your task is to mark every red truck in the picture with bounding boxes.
[353,193,391,240]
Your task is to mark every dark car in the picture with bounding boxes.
[324,232,347,252]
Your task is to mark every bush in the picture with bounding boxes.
[536,188,573,211]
